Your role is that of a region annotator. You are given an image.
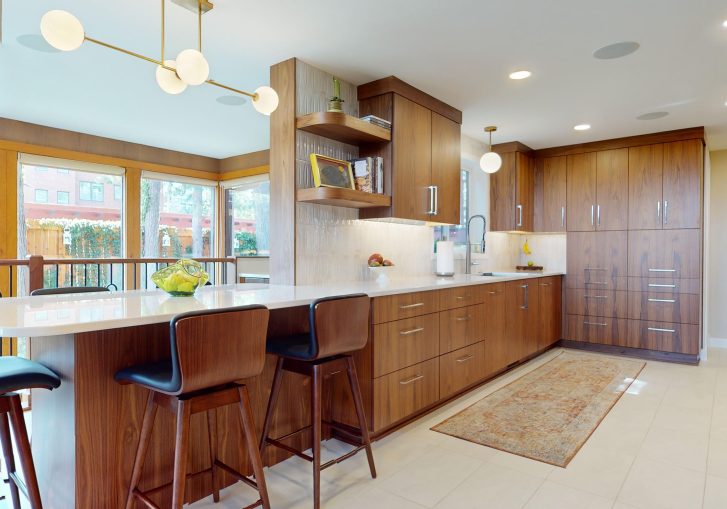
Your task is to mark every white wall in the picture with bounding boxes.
[708,150,727,345]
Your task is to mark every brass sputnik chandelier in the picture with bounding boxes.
[39,0,279,115]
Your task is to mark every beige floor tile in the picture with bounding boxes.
[327,486,426,509]
[639,426,709,472]
[523,481,614,509]
[378,446,483,507]
[707,436,727,479]
[587,415,650,455]
[711,402,727,437]
[547,445,635,498]
[434,462,543,509]
[661,384,714,412]
[650,403,712,435]
[617,457,705,509]
[489,450,556,479]
[704,474,727,509]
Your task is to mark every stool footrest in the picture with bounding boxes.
[214,459,260,492]
[320,444,367,471]
[264,437,314,462]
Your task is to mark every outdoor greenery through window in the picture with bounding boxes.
[140,174,216,259]
[18,156,124,290]
[224,176,270,256]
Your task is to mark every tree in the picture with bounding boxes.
[191,186,203,256]
[142,179,162,257]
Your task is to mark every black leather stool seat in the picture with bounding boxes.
[0,357,61,394]
[114,360,177,394]
[265,332,316,360]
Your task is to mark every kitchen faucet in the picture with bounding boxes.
[465,215,487,274]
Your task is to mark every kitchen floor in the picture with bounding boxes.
[186,346,727,509]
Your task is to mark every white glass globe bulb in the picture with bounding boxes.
[252,86,279,115]
[156,60,187,95]
[480,151,502,173]
[175,49,209,86]
[40,10,85,51]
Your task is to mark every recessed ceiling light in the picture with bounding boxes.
[574,124,591,131]
[722,20,727,28]
[509,70,532,80]
[593,41,640,60]
[637,111,669,120]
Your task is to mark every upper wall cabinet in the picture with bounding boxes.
[535,155,567,232]
[566,148,628,232]
[628,140,703,230]
[490,148,534,232]
[358,78,462,224]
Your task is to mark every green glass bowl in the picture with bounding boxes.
[151,259,209,297]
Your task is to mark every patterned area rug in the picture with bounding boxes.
[431,351,645,467]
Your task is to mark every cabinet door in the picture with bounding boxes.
[505,280,530,362]
[430,112,461,225]
[392,94,432,221]
[662,140,703,230]
[538,277,562,349]
[522,280,540,357]
[628,229,701,279]
[483,283,508,375]
[566,231,628,291]
[596,149,628,230]
[516,152,535,232]
[490,152,517,231]
[629,144,663,230]
[541,156,567,232]
[566,152,597,231]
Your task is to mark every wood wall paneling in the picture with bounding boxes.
[269,58,297,285]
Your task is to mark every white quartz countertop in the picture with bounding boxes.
[0,271,563,337]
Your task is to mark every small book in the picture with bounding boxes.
[360,115,392,129]
[376,157,384,194]
[349,157,373,193]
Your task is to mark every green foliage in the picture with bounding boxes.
[234,231,258,255]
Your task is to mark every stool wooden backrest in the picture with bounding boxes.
[310,294,370,360]
[171,305,269,395]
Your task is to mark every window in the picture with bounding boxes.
[223,175,270,257]
[434,170,469,245]
[79,181,104,202]
[34,189,48,203]
[140,173,217,258]
[114,185,122,200]
[18,154,124,288]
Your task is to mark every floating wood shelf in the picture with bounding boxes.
[296,112,391,144]
[297,187,391,209]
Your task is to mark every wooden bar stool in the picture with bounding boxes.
[259,294,376,509]
[115,306,271,509]
[0,357,61,509]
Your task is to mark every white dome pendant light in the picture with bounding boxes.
[480,126,503,174]
[39,0,278,114]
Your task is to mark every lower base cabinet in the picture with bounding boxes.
[440,341,485,399]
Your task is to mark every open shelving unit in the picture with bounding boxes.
[296,187,391,209]
[296,112,391,145]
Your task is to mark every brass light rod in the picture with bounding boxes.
[82,35,257,100]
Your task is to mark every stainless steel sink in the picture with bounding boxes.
[475,272,524,277]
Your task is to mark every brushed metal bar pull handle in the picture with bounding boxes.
[488,291,500,295]
[400,327,425,336]
[648,298,676,303]
[517,204,523,227]
[649,268,676,273]
[539,283,551,287]
[456,354,474,363]
[434,186,439,216]
[657,201,661,220]
[584,268,607,271]
[521,284,529,309]
[591,204,595,226]
[561,206,565,227]
[584,321,608,327]
[648,283,677,288]
[399,302,425,309]
[648,327,676,333]
[455,295,471,300]
[584,295,608,299]
[664,200,668,225]
[427,186,435,215]
[455,316,472,322]
[400,374,424,385]
[588,281,608,285]
[597,205,601,226]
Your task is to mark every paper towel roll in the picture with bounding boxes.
[436,241,455,276]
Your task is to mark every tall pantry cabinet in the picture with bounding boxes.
[563,131,704,362]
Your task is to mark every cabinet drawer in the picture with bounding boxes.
[565,315,628,346]
[440,342,486,399]
[439,304,485,353]
[566,289,627,318]
[372,291,440,324]
[373,313,440,377]
[439,285,484,310]
[628,229,701,279]
[627,277,701,295]
[566,275,628,292]
[627,320,700,355]
[627,292,700,324]
[373,358,439,431]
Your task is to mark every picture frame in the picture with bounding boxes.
[309,154,355,190]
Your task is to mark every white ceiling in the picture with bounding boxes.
[2,0,727,158]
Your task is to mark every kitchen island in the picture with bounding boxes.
[0,272,562,508]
